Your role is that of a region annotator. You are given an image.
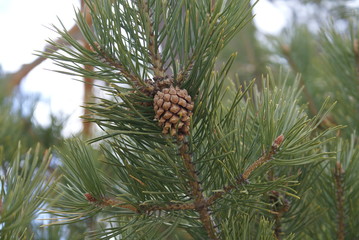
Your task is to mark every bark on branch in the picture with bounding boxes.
[180,142,219,240]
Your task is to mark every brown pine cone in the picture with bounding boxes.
[153,85,194,140]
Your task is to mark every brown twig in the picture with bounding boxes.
[180,142,219,240]
[334,161,345,240]
[207,135,284,205]
[211,0,216,12]
[84,193,138,212]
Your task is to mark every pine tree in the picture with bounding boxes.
[0,72,64,238]
[1,0,358,239]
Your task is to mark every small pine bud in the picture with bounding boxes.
[85,193,97,202]
[273,134,284,149]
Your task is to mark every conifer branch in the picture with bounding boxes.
[269,190,290,240]
[207,175,247,206]
[85,193,197,213]
[334,162,345,240]
[241,135,281,180]
[208,135,284,205]
[180,142,219,240]
[84,193,138,212]
[142,202,196,212]
[91,42,143,87]
[139,0,165,78]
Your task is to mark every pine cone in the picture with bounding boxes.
[154,86,194,140]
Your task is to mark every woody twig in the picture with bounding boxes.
[208,135,284,205]
[84,193,138,212]
[180,142,219,240]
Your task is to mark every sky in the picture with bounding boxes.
[0,0,288,136]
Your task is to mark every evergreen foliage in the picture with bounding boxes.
[0,71,64,239]
[0,0,358,239]
[0,144,55,239]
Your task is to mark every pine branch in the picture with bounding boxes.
[138,0,165,78]
[85,193,197,213]
[90,42,143,87]
[0,144,56,238]
[144,202,195,212]
[208,135,284,205]
[180,141,219,240]
[269,190,290,240]
[334,161,345,240]
[84,193,138,212]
